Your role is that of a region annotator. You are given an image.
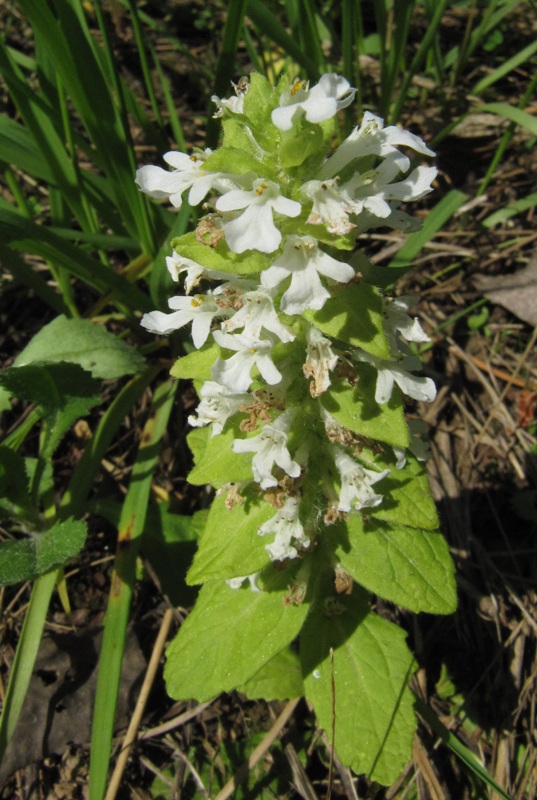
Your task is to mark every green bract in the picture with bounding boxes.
[138,71,456,785]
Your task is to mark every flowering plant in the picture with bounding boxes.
[137,73,456,784]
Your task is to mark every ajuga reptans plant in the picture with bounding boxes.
[136,73,457,785]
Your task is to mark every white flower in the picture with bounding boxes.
[212,331,282,392]
[258,497,310,561]
[261,235,355,315]
[222,288,295,343]
[382,295,430,355]
[272,74,356,131]
[216,178,301,254]
[355,349,437,405]
[303,325,338,396]
[342,152,436,219]
[232,410,301,489]
[226,573,261,591]
[141,292,223,348]
[319,111,435,180]
[332,446,389,512]
[166,251,235,294]
[300,178,357,234]
[135,149,231,209]
[212,80,247,117]
[188,381,250,436]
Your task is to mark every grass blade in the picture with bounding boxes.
[0,570,58,761]
[415,698,514,800]
[388,190,470,271]
[88,379,177,800]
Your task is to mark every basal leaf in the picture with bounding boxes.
[0,363,100,458]
[335,517,457,614]
[0,518,87,585]
[165,577,309,701]
[321,371,409,448]
[305,283,391,359]
[302,588,416,785]
[240,646,304,700]
[14,315,145,379]
[187,490,272,585]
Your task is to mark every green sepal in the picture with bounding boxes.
[186,426,253,487]
[334,516,457,614]
[171,231,271,277]
[298,222,357,250]
[187,488,272,585]
[170,342,218,381]
[164,572,309,702]
[301,586,416,786]
[280,123,323,168]
[202,146,274,180]
[242,72,277,129]
[305,282,391,359]
[321,371,409,448]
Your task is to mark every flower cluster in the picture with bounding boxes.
[137,73,437,566]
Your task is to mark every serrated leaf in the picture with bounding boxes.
[321,371,409,448]
[301,588,416,785]
[335,517,457,614]
[165,577,309,701]
[374,455,439,530]
[0,363,100,457]
[171,231,271,277]
[0,518,87,585]
[13,315,145,379]
[187,426,253,487]
[170,343,218,381]
[305,283,391,359]
[240,646,304,700]
[187,490,272,584]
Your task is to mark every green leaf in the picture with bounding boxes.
[0,363,100,458]
[203,146,273,178]
[13,315,145,379]
[321,371,409,448]
[305,283,391,359]
[187,490,272,584]
[240,647,304,700]
[242,72,276,129]
[0,447,34,521]
[171,232,271,277]
[187,426,253,487]
[165,577,309,701]
[170,343,218,381]
[301,588,416,785]
[0,518,87,585]
[334,517,457,614]
[373,455,439,530]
